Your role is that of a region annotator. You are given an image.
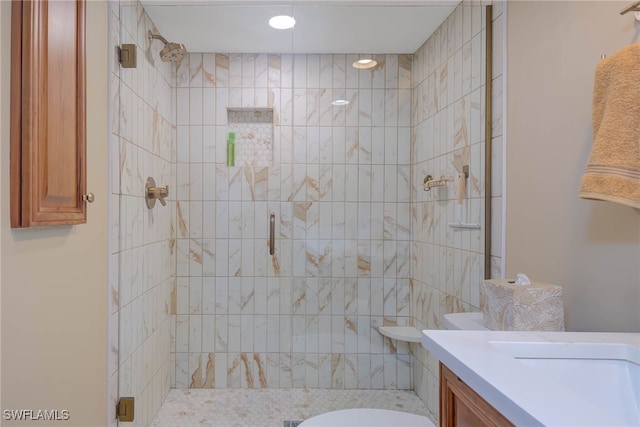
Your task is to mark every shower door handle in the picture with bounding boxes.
[269,213,275,256]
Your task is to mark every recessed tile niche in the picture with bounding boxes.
[227,108,274,167]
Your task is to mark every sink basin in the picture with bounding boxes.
[490,341,640,426]
[421,330,640,426]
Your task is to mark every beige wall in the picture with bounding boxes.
[0,0,4,413]
[506,1,640,332]
[1,1,109,425]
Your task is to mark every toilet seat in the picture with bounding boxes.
[299,408,435,427]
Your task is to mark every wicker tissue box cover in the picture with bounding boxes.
[480,279,565,331]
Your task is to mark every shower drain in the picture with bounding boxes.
[283,421,302,427]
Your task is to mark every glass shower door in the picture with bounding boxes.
[114,1,176,425]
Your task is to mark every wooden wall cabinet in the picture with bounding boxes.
[440,363,515,427]
[10,0,87,227]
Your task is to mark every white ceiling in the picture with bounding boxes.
[140,1,459,54]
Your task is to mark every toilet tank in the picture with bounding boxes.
[443,312,487,330]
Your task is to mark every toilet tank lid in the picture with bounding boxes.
[443,312,486,330]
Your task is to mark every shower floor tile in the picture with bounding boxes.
[150,388,433,427]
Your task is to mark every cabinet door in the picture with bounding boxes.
[440,363,514,427]
[11,0,86,227]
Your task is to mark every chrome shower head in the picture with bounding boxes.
[148,30,186,63]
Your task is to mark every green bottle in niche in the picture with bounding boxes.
[227,131,235,166]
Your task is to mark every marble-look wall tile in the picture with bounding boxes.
[173,49,417,392]
[409,2,501,422]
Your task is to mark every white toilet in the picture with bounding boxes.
[299,408,434,427]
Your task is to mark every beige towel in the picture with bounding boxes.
[579,43,640,209]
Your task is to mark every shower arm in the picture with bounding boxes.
[148,30,169,45]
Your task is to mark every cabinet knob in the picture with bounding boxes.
[82,193,95,203]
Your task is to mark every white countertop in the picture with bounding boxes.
[422,330,640,426]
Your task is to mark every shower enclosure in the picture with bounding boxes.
[109,1,492,426]
[171,48,414,391]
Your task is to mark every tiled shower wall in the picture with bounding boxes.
[408,1,504,418]
[172,53,414,389]
[109,2,175,426]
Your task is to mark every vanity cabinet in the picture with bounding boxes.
[10,0,87,227]
[440,363,514,427]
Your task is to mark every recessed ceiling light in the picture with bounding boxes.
[331,99,349,106]
[352,58,378,69]
[269,15,296,30]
